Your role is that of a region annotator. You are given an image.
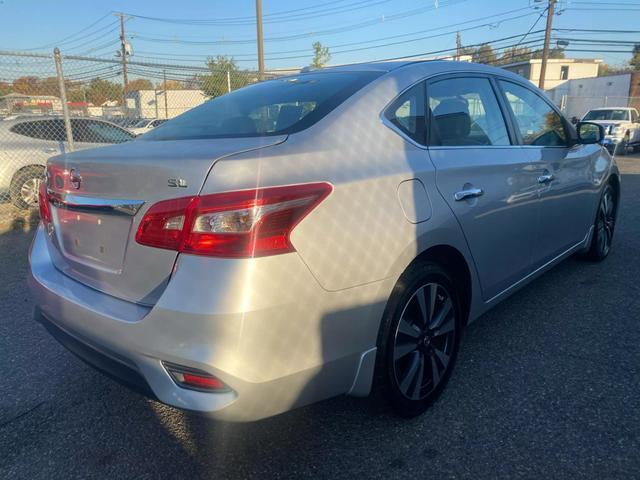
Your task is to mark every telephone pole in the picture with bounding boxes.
[456,31,462,61]
[255,0,265,76]
[117,12,129,113]
[538,0,555,90]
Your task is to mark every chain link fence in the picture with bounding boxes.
[558,95,640,121]
[0,49,284,225]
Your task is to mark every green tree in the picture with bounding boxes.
[0,81,11,96]
[472,44,497,65]
[127,78,154,91]
[310,41,331,68]
[500,46,532,65]
[199,56,252,98]
[630,44,640,70]
[67,88,87,103]
[86,78,123,106]
[157,79,183,90]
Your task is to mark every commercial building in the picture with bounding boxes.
[501,58,602,90]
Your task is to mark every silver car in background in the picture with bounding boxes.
[0,117,134,208]
[29,61,619,421]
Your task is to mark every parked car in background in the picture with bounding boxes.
[30,61,619,422]
[129,118,168,136]
[0,117,134,208]
[581,107,640,155]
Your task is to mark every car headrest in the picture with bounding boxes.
[432,98,472,144]
[276,105,304,131]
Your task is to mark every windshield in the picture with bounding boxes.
[142,71,381,141]
[134,120,151,128]
[583,109,630,121]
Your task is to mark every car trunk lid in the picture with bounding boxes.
[45,136,286,305]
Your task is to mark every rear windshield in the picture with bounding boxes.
[141,71,381,141]
[583,109,629,121]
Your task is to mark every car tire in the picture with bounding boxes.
[10,166,45,210]
[586,183,617,261]
[374,261,462,418]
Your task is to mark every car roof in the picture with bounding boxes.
[588,107,632,111]
[305,59,530,83]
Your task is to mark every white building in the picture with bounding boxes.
[126,89,208,119]
[546,73,637,120]
[501,58,602,90]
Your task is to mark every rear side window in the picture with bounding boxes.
[428,77,510,147]
[499,81,567,147]
[142,71,381,141]
[71,119,133,144]
[11,119,66,141]
[384,83,426,144]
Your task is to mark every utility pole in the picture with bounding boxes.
[455,32,462,61]
[255,0,265,76]
[118,12,129,114]
[163,69,169,119]
[538,0,555,90]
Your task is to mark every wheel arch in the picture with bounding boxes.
[11,163,46,184]
[412,245,473,326]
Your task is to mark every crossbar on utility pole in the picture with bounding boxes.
[53,48,74,152]
[255,0,265,77]
[538,0,555,90]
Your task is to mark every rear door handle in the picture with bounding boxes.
[538,173,555,184]
[454,188,484,201]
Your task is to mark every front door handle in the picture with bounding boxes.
[454,187,484,201]
[538,173,555,184]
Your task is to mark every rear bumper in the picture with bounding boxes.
[28,225,388,421]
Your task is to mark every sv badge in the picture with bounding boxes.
[168,178,188,188]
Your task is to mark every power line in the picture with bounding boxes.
[20,12,113,51]
[132,0,468,45]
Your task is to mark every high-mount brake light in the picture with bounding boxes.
[135,183,333,258]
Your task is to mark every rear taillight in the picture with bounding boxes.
[136,182,332,258]
[38,180,52,225]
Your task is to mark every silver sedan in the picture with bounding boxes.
[29,60,619,421]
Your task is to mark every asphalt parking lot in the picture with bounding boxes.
[1,156,639,480]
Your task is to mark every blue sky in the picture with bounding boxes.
[0,0,638,71]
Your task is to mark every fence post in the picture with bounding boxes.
[53,47,75,152]
[227,71,231,93]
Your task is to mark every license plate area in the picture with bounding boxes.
[53,207,132,273]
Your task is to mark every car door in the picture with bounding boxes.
[497,80,598,266]
[12,119,67,156]
[426,74,540,301]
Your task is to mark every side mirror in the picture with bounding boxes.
[571,116,579,125]
[577,121,604,145]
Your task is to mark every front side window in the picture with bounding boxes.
[499,81,567,147]
[142,71,381,141]
[384,83,426,144]
[428,77,510,146]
